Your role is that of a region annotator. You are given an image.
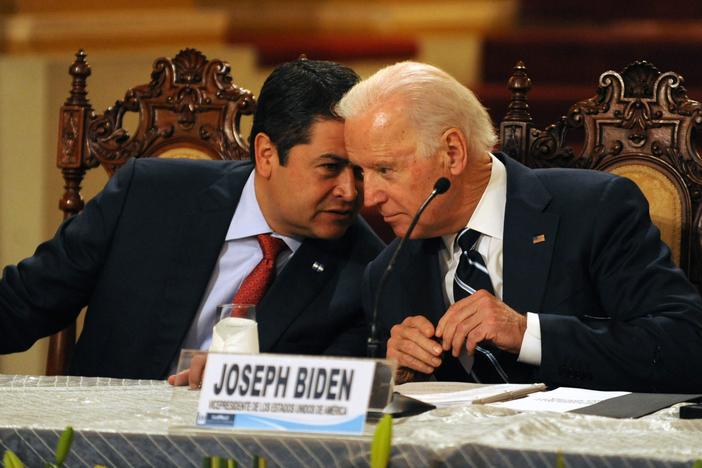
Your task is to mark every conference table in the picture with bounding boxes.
[1,374,701,467]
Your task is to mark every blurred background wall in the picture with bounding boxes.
[1,0,700,375]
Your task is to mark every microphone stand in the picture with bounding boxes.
[367,177,450,358]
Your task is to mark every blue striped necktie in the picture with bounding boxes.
[453,228,494,301]
[450,228,509,383]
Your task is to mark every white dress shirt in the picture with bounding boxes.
[178,172,302,352]
[438,154,541,366]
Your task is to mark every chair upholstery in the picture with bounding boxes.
[499,60,702,293]
[50,48,256,375]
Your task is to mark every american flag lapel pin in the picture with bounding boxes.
[532,234,546,244]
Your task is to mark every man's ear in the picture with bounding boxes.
[440,128,468,176]
[254,132,278,178]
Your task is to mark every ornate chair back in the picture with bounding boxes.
[499,60,702,293]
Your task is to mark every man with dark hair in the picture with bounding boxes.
[249,59,356,166]
[0,59,383,380]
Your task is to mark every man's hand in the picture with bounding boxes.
[387,315,443,376]
[167,353,207,389]
[435,290,527,357]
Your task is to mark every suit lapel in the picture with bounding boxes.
[157,163,253,374]
[395,238,447,324]
[500,155,559,314]
[257,237,342,351]
[392,155,561,319]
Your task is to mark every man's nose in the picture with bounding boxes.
[333,167,358,202]
[362,173,386,208]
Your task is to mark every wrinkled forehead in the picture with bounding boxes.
[345,104,417,161]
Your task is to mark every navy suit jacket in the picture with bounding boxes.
[0,158,384,379]
[364,154,702,392]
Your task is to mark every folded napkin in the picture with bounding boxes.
[209,317,259,353]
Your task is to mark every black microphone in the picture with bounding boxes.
[367,177,451,358]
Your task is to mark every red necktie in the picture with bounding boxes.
[230,234,287,313]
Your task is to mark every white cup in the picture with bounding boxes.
[209,304,259,353]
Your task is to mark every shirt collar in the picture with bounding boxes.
[226,171,303,252]
[441,153,507,250]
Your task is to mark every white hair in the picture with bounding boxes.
[336,61,497,158]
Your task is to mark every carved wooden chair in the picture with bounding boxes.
[50,48,256,375]
[499,60,702,292]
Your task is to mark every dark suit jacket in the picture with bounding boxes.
[364,153,702,392]
[0,158,384,379]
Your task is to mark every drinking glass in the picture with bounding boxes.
[211,303,259,353]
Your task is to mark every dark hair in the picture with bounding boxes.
[249,59,360,165]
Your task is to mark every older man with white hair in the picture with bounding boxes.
[337,61,702,392]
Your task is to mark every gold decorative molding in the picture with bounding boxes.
[1,0,194,13]
[222,0,517,35]
[0,8,229,53]
[0,0,517,54]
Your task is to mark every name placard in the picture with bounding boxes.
[196,353,375,435]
